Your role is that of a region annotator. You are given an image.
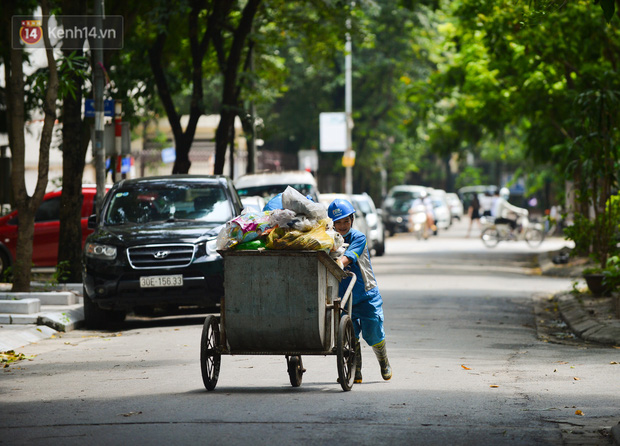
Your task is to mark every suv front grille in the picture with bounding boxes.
[127,244,196,269]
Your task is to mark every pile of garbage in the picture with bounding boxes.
[216,186,345,259]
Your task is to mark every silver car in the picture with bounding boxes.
[427,188,452,230]
[353,193,385,256]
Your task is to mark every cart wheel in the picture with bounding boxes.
[200,315,221,391]
[337,315,356,391]
[287,355,304,387]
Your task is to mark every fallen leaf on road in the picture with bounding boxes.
[461,365,471,370]
[489,385,499,388]
[610,361,618,365]
[573,377,580,381]
[575,410,584,416]
[1,351,36,368]
[119,411,142,417]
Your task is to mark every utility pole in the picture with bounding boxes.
[344,17,354,195]
[93,0,106,213]
[247,37,257,174]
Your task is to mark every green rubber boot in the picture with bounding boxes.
[372,339,392,381]
[354,338,362,384]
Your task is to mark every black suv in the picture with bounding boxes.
[82,175,243,328]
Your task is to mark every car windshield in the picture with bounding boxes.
[236,184,316,202]
[393,199,415,213]
[355,198,373,215]
[104,184,232,225]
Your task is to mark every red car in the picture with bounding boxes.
[0,186,103,276]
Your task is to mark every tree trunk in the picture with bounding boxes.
[57,0,89,283]
[148,1,209,175]
[7,2,59,291]
[58,75,88,283]
[213,0,261,175]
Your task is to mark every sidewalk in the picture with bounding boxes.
[538,249,620,346]
[0,282,84,351]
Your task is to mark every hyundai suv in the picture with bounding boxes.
[82,175,243,328]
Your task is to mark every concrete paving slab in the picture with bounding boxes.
[0,324,58,351]
[0,298,41,314]
[0,291,78,305]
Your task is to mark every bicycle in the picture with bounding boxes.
[480,215,545,248]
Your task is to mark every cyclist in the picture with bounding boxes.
[492,187,528,233]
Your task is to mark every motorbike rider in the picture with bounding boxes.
[422,191,437,236]
[328,198,392,383]
[492,187,528,233]
[408,193,428,236]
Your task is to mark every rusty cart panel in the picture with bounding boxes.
[220,250,347,353]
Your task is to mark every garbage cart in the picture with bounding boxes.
[200,250,357,391]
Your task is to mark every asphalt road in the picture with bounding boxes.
[1,219,619,445]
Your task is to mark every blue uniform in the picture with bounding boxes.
[339,228,386,347]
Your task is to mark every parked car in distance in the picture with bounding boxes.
[427,188,452,230]
[82,175,243,328]
[240,195,266,212]
[446,192,464,221]
[352,193,385,256]
[0,185,108,277]
[318,193,371,251]
[234,170,320,203]
[382,185,427,236]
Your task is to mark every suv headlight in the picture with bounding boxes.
[206,238,219,256]
[85,242,117,260]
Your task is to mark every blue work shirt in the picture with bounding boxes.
[339,228,380,305]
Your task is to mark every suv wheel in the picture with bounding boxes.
[374,239,385,257]
[0,250,9,278]
[83,287,126,329]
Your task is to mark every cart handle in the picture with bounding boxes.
[340,272,356,315]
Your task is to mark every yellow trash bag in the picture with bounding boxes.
[266,219,334,252]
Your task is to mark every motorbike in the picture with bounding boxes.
[408,204,429,240]
[480,214,545,248]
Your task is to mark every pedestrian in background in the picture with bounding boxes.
[328,198,392,383]
[466,194,481,238]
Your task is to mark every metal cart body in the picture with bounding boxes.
[200,250,357,391]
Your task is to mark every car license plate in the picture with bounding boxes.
[140,275,183,288]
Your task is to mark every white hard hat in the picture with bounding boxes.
[500,187,510,199]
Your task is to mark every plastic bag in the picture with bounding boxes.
[268,209,296,228]
[263,193,283,211]
[281,186,327,220]
[266,222,334,252]
[233,239,266,250]
[216,222,239,250]
[216,211,272,250]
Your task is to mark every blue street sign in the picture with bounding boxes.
[84,99,115,117]
[161,147,176,163]
[120,156,132,174]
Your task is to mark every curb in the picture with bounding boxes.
[0,325,58,351]
[557,293,620,346]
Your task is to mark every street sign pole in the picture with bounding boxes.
[93,0,106,213]
[344,20,354,195]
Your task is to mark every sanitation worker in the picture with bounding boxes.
[328,198,392,383]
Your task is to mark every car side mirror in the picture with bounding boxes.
[87,214,97,229]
